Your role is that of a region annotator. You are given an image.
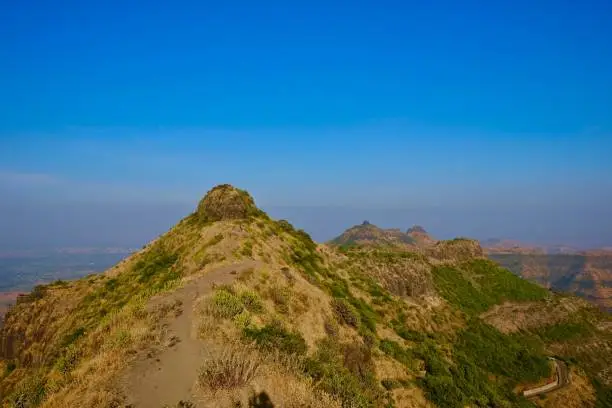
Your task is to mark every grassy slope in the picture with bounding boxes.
[1,189,611,407]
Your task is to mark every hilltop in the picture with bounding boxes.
[1,185,611,408]
[330,221,436,249]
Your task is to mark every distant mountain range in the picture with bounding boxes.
[331,226,612,313]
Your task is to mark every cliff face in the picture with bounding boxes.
[488,251,612,312]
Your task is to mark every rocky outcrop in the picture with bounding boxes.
[406,225,435,246]
[197,184,263,222]
[428,238,485,262]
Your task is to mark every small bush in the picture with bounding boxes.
[134,247,178,284]
[61,327,86,348]
[54,345,80,375]
[208,234,224,247]
[198,346,260,390]
[27,285,47,302]
[379,340,413,368]
[324,318,339,337]
[343,343,375,386]
[7,375,47,407]
[276,219,295,233]
[210,289,244,318]
[381,379,402,390]
[239,290,264,313]
[4,361,16,376]
[244,321,307,355]
[332,299,360,327]
[241,241,254,257]
[233,310,252,330]
[268,286,291,314]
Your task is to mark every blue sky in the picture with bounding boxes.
[1,0,611,247]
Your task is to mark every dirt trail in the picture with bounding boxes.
[120,261,258,407]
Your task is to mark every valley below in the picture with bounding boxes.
[488,252,612,313]
[0,251,130,318]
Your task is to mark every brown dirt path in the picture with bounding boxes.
[119,261,258,407]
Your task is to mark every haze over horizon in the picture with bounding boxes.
[1,0,611,249]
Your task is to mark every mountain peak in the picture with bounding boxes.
[330,222,416,247]
[407,225,428,234]
[196,184,262,222]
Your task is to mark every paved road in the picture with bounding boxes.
[523,358,570,397]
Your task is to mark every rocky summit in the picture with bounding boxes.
[197,184,263,222]
[1,185,611,408]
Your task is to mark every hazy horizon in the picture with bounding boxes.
[1,197,611,251]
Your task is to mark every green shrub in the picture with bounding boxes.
[239,290,264,313]
[275,219,295,233]
[7,375,47,408]
[61,327,86,348]
[134,247,178,284]
[593,377,612,408]
[25,285,47,302]
[379,340,413,368]
[207,234,224,247]
[535,321,595,343]
[332,298,360,327]
[240,241,254,257]
[233,310,252,329]
[4,361,16,376]
[243,321,307,355]
[381,379,402,390]
[210,289,244,319]
[349,297,378,332]
[54,345,80,375]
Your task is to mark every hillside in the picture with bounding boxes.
[1,185,611,408]
[484,241,612,312]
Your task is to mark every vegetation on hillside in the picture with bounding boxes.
[1,185,610,408]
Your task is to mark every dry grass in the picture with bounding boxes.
[198,345,261,391]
